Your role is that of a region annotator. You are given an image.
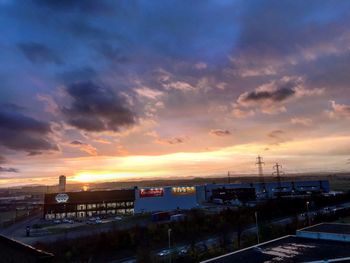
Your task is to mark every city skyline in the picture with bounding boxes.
[1,1,350,186]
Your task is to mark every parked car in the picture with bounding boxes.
[170,214,186,222]
[177,246,190,256]
[157,250,170,257]
[62,218,74,224]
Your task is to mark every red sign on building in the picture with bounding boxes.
[139,188,164,198]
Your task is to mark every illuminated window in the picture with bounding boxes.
[67,212,76,218]
[117,209,126,214]
[56,213,66,219]
[77,212,85,218]
[87,204,97,209]
[107,202,117,208]
[45,214,55,220]
[77,204,86,210]
[125,208,134,214]
[117,202,125,207]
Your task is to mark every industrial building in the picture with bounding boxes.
[43,179,330,219]
[204,180,330,200]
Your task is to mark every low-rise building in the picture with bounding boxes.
[202,223,350,263]
[44,189,135,220]
[43,180,330,219]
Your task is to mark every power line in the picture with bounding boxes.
[256,155,266,195]
[256,155,265,182]
[273,162,284,191]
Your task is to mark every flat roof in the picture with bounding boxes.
[202,235,350,263]
[0,235,53,259]
[299,223,350,235]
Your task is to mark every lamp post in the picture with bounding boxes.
[255,211,260,244]
[168,228,172,263]
[306,201,310,226]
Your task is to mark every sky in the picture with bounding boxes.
[1,0,350,187]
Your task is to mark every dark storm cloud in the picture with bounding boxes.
[0,107,58,153]
[243,87,295,103]
[0,167,19,173]
[62,82,136,132]
[17,42,62,65]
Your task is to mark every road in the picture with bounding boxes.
[2,201,350,262]
[0,213,41,238]
[110,201,350,263]
[0,215,152,245]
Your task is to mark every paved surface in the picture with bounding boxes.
[1,215,151,245]
[2,201,350,262]
[0,213,41,238]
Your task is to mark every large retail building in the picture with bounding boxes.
[44,189,134,220]
[43,180,330,219]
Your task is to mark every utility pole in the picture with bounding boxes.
[306,201,311,226]
[255,211,260,244]
[256,156,266,194]
[168,228,172,263]
[273,163,284,197]
[227,171,231,184]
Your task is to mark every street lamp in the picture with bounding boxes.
[255,211,260,244]
[306,201,310,226]
[168,228,172,263]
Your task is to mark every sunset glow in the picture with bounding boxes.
[1,1,350,187]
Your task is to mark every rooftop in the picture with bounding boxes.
[299,223,350,235]
[202,235,350,263]
[0,235,53,260]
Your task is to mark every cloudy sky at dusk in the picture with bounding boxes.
[1,0,350,186]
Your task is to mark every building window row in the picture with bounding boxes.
[77,201,134,210]
[45,208,134,220]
